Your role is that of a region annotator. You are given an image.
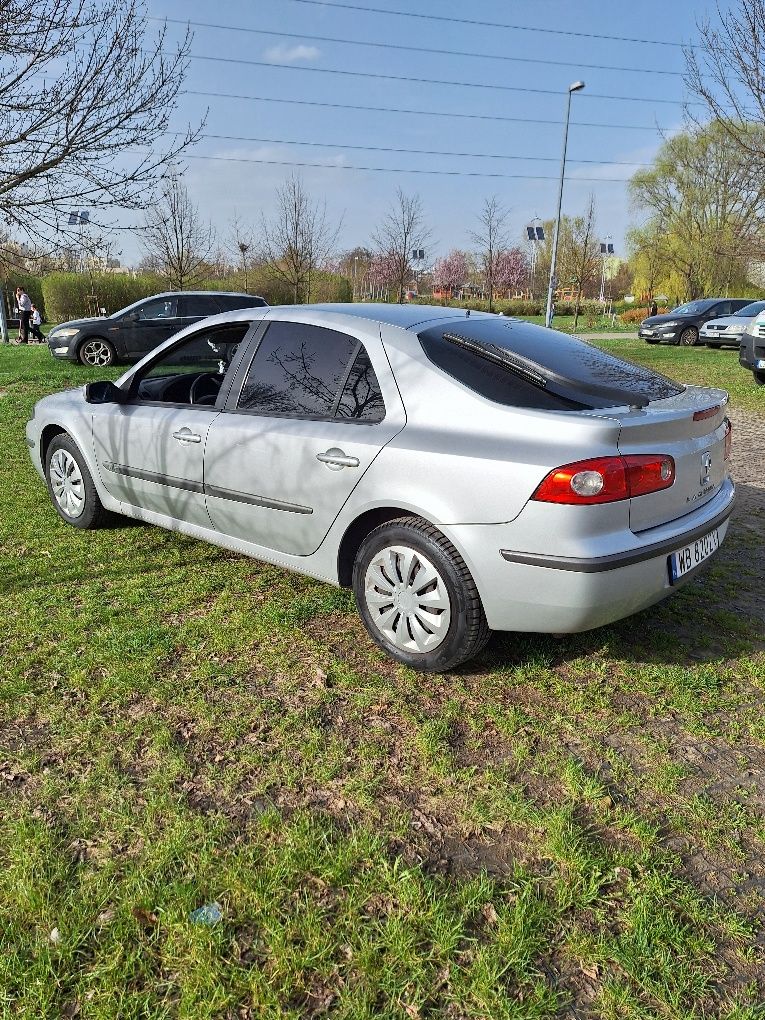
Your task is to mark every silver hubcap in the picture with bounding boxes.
[82,341,111,366]
[49,449,85,518]
[364,544,451,653]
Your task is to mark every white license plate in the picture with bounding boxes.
[668,529,719,584]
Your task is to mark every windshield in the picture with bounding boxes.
[671,301,714,315]
[735,301,765,317]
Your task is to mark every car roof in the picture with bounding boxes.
[150,290,261,298]
[295,302,497,329]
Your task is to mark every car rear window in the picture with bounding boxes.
[418,318,684,410]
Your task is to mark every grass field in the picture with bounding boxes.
[1,340,764,1019]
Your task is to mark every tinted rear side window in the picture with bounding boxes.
[419,318,684,409]
[238,320,357,417]
[180,295,222,317]
[336,347,386,422]
[217,295,268,311]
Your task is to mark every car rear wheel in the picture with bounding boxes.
[679,327,699,346]
[78,337,116,367]
[45,434,114,529]
[754,370,765,387]
[352,516,491,672]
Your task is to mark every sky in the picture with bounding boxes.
[110,0,721,267]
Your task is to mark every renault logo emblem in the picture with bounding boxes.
[700,451,712,485]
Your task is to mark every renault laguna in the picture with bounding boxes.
[26,304,734,672]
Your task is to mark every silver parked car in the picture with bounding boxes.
[26,304,734,672]
[701,300,765,348]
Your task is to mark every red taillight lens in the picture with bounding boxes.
[532,455,675,505]
[724,417,732,461]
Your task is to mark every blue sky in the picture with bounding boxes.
[118,0,716,267]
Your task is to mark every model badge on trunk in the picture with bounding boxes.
[700,451,712,486]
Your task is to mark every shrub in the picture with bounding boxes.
[620,306,669,323]
[41,273,165,322]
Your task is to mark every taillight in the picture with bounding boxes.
[532,455,675,505]
[724,417,732,461]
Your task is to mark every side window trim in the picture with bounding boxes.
[330,341,362,417]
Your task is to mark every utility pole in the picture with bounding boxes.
[545,81,585,328]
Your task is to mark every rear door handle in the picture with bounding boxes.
[172,428,202,444]
[316,447,360,470]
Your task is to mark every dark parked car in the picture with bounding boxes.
[638,298,752,347]
[739,308,765,385]
[47,291,267,366]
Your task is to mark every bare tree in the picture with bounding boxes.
[139,175,214,289]
[559,195,600,329]
[372,189,430,303]
[259,174,341,304]
[685,0,765,178]
[228,214,255,294]
[0,0,200,258]
[470,196,510,313]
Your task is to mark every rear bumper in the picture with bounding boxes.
[447,478,735,633]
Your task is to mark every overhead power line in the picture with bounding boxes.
[279,0,690,48]
[154,17,684,77]
[148,149,633,183]
[184,51,695,106]
[183,89,671,133]
[195,132,651,167]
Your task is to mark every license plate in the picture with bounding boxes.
[668,529,719,584]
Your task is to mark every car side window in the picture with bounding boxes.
[132,322,252,405]
[180,295,222,317]
[136,297,177,320]
[237,321,359,418]
[713,302,732,317]
[335,347,386,422]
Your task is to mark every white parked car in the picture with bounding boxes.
[701,300,765,349]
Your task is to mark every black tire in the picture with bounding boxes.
[45,434,114,529]
[352,516,491,672]
[754,370,765,387]
[679,326,699,347]
[78,336,117,367]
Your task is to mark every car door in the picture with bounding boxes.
[124,296,186,358]
[91,321,254,526]
[203,318,405,556]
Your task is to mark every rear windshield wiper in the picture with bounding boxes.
[441,332,548,389]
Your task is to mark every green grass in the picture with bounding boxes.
[1,345,765,1017]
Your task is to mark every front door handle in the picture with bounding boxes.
[316,447,360,470]
[172,428,202,444]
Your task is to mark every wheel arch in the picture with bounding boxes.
[40,423,67,465]
[337,507,422,587]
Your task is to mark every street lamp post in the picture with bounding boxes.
[545,81,585,328]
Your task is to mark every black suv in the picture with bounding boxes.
[638,298,752,347]
[47,291,268,366]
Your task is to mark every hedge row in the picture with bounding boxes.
[420,296,639,317]
[38,270,354,323]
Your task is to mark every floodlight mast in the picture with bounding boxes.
[545,81,585,328]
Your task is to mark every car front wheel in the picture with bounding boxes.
[45,434,114,529]
[78,337,116,367]
[679,327,699,346]
[352,516,491,672]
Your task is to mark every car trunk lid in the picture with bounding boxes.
[611,387,729,532]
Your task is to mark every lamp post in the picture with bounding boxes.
[545,81,585,328]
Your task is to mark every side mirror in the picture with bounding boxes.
[84,380,126,404]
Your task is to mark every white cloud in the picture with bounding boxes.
[263,44,320,64]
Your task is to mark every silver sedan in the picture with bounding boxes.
[26,304,735,672]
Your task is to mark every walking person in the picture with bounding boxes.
[16,287,32,344]
[29,304,44,342]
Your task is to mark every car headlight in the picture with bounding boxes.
[659,320,681,328]
[49,328,80,339]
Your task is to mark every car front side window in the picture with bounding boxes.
[136,298,178,320]
[131,322,253,406]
